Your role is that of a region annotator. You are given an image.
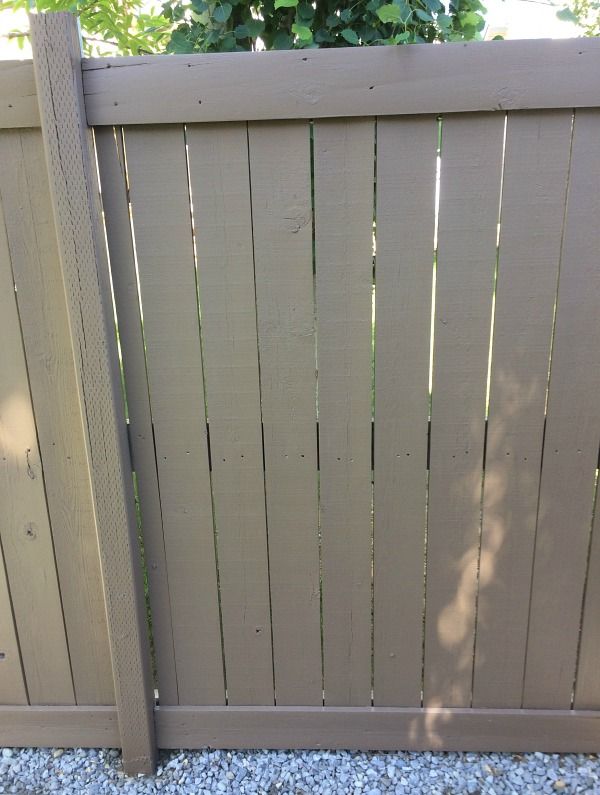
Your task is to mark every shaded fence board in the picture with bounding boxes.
[187,122,274,706]
[424,113,505,707]
[124,124,225,705]
[314,118,375,707]
[0,181,74,707]
[575,502,600,709]
[247,121,322,705]
[94,126,178,706]
[0,542,27,705]
[0,61,39,130]
[373,115,438,707]
[472,110,572,708]
[523,109,600,709]
[0,128,114,705]
[81,38,600,127]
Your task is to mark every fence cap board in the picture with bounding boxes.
[82,38,600,126]
[0,61,39,129]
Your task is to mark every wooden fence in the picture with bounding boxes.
[1,12,600,775]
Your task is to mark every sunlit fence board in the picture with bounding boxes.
[424,113,505,708]
[472,110,573,708]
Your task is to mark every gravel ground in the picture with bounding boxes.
[1,747,599,794]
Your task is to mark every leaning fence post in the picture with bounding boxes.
[28,12,156,774]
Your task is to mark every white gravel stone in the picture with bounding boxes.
[0,747,598,793]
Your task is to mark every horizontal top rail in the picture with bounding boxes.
[83,38,600,125]
[2,38,600,130]
[0,61,39,129]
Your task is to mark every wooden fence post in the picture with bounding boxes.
[28,12,156,774]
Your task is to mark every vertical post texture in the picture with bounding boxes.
[29,12,156,773]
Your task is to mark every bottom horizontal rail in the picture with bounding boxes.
[1,706,599,754]
[156,706,600,754]
[0,706,119,747]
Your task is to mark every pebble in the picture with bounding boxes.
[0,747,598,793]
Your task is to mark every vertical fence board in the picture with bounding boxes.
[0,205,32,708]
[94,126,178,706]
[124,124,225,706]
[473,110,572,708]
[575,505,600,709]
[314,118,375,706]
[373,115,437,707]
[0,128,114,705]
[247,121,322,705]
[523,109,600,709]
[29,13,155,772]
[424,113,505,707]
[187,122,273,706]
[0,187,74,706]
[248,122,323,705]
[0,544,27,705]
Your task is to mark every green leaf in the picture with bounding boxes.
[415,8,433,21]
[212,2,232,22]
[326,13,341,26]
[376,3,402,22]
[556,6,578,22]
[393,30,411,41]
[191,0,208,11]
[273,30,294,47]
[341,28,360,44]
[167,30,195,52]
[297,1,315,17]
[341,26,359,42]
[461,10,483,26]
[340,8,353,21]
[292,21,313,39]
[275,0,299,8]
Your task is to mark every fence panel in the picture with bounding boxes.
[2,19,600,770]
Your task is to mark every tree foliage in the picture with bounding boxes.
[1,0,487,55]
[557,0,599,35]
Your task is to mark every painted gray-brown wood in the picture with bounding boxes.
[94,126,178,706]
[29,13,155,774]
[187,122,273,705]
[0,486,27,704]
[373,116,438,707]
[155,706,600,753]
[473,110,572,708]
[82,38,600,127]
[0,128,114,705]
[424,113,505,708]
[523,109,600,709]
[574,501,600,709]
[314,118,375,706]
[123,124,225,705]
[247,121,322,705]
[0,175,74,706]
[0,61,39,130]
[0,706,120,747]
